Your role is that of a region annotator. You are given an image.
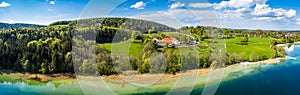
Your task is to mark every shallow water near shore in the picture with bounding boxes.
[1,45,300,95]
[213,44,300,95]
[0,81,84,95]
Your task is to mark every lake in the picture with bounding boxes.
[212,44,300,95]
[1,45,300,95]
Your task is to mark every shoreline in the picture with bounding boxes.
[0,58,288,84]
[275,41,300,47]
[0,71,76,83]
[239,56,292,65]
[84,44,298,85]
[239,41,300,65]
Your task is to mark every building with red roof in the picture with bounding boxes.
[154,38,180,47]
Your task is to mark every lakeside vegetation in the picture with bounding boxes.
[226,37,277,63]
[0,73,77,87]
[0,17,299,77]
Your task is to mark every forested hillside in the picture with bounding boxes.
[0,17,299,75]
[50,18,176,33]
[0,18,176,74]
[0,26,74,73]
[0,22,44,29]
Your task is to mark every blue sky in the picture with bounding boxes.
[0,0,300,30]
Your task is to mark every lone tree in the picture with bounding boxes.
[236,37,249,45]
[241,37,249,42]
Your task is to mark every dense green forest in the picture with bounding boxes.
[0,18,176,74]
[0,17,299,75]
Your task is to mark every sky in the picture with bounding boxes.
[0,0,300,30]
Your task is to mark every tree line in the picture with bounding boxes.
[0,18,300,75]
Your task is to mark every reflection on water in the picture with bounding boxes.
[0,81,83,95]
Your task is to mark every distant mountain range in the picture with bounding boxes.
[0,22,45,29]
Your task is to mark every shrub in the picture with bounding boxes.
[236,42,248,45]
[241,37,249,42]
[249,53,260,62]
[132,40,142,43]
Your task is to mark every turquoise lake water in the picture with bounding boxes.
[212,45,300,95]
[1,45,300,95]
[0,82,84,95]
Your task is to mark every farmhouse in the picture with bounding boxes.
[285,33,296,38]
[154,38,180,47]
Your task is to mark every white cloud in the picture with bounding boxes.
[253,17,285,21]
[220,7,251,18]
[0,2,10,7]
[170,2,185,9]
[188,3,212,8]
[212,0,296,23]
[46,0,56,5]
[50,1,55,5]
[130,1,146,10]
[251,4,296,20]
[132,8,300,30]
[130,0,299,30]
[214,0,267,10]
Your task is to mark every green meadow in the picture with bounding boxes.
[99,36,279,61]
[226,37,276,58]
[100,40,144,57]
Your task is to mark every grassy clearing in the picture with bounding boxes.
[100,40,144,57]
[226,37,276,58]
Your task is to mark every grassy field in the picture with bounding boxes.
[99,37,277,61]
[100,40,144,57]
[226,37,276,58]
[99,32,196,58]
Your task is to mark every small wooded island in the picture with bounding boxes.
[0,18,299,82]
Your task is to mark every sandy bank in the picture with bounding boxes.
[0,71,76,83]
[240,58,281,65]
[101,58,284,85]
[276,41,300,47]
[27,74,76,82]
